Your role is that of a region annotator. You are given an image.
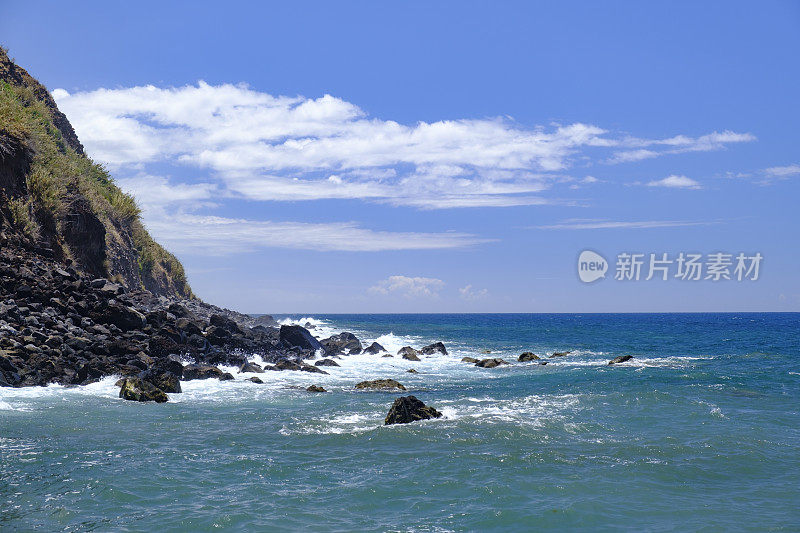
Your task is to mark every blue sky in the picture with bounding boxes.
[3,1,799,312]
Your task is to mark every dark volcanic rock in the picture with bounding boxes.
[320,332,362,355]
[608,355,634,365]
[300,364,328,375]
[550,351,573,358]
[138,367,182,393]
[279,325,323,353]
[398,346,420,361]
[315,358,340,367]
[355,379,406,391]
[518,352,540,362]
[182,364,226,381]
[363,342,386,355]
[248,377,264,384]
[118,377,168,403]
[461,357,480,363]
[384,395,442,425]
[240,362,264,373]
[420,342,447,356]
[475,358,509,368]
[306,385,327,393]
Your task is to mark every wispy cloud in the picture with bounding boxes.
[55,83,752,209]
[646,175,702,189]
[533,218,719,230]
[763,164,800,178]
[369,276,445,298]
[459,284,488,300]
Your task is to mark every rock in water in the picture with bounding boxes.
[118,377,168,403]
[279,325,323,353]
[240,362,264,373]
[315,358,340,367]
[320,332,362,355]
[406,369,418,373]
[475,358,509,368]
[550,351,572,358]
[182,364,226,381]
[138,367,181,393]
[398,346,420,361]
[248,377,264,384]
[363,342,386,355]
[306,385,327,393]
[420,342,448,355]
[461,357,480,363]
[384,395,442,425]
[518,352,540,362]
[608,355,634,365]
[355,379,406,391]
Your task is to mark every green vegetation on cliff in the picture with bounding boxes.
[0,47,192,298]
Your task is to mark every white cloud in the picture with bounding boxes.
[368,276,445,298]
[141,214,489,255]
[646,175,702,189]
[459,284,488,300]
[608,131,755,164]
[763,164,800,178]
[532,218,719,230]
[54,83,753,209]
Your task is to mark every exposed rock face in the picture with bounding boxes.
[608,355,633,365]
[355,379,406,391]
[461,357,480,363]
[518,352,539,362]
[280,325,323,353]
[384,395,442,425]
[118,377,168,403]
[306,385,326,393]
[475,358,509,368]
[363,342,386,355]
[398,347,420,361]
[420,342,447,356]
[320,332,362,355]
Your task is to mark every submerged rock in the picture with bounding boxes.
[550,351,572,358]
[355,379,406,391]
[384,395,442,425]
[306,385,327,393]
[398,346,420,361]
[420,342,447,356]
[461,357,480,363]
[118,377,168,403]
[406,368,418,374]
[475,358,509,368]
[363,342,386,355]
[608,355,634,365]
[518,352,540,362]
[320,332,362,355]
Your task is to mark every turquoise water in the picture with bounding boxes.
[2,313,799,531]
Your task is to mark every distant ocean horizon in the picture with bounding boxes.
[3,312,799,530]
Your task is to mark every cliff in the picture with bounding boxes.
[0,46,192,298]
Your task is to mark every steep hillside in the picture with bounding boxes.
[0,46,191,298]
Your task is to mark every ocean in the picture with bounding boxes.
[2,313,799,531]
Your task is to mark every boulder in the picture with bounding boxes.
[608,355,634,365]
[95,302,146,332]
[420,342,447,356]
[275,359,302,371]
[320,332,362,355]
[138,367,182,393]
[461,357,480,363]
[384,395,442,425]
[550,351,572,358]
[279,325,323,353]
[248,376,264,384]
[240,362,264,373]
[406,368,418,374]
[355,379,406,391]
[306,385,327,393]
[363,342,386,355]
[315,358,340,367]
[518,352,540,362]
[209,314,242,334]
[182,364,225,381]
[475,358,509,368]
[398,346,420,361]
[219,372,235,381]
[118,377,168,403]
